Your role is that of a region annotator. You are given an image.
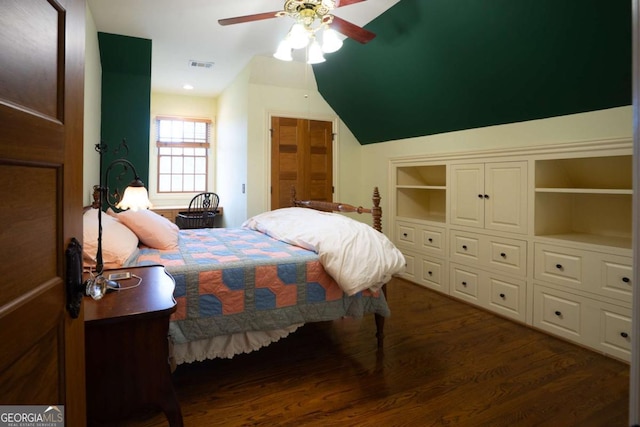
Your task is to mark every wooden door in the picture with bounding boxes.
[270,117,333,209]
[0,0,86,425]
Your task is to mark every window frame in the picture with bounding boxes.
[155,115,212,194]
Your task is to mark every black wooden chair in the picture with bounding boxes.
[176,192,220,229]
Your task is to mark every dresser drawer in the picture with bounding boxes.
[601,308,632,357]
[450,264,480,302]
[534,244,583,289]
[488,276,525,321]
[420,227,445,256]
[486,236,527,276]
[398,251,416,281]
[450,232,480,262]
[421,258,444,290]
[534,286,581,337]
[396,222,417,249]
[601,259,633,300]
[534,243,632,302]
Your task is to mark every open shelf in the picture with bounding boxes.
[396,187,446,223]
[535,156,631,190]
[534,192,632,249]
[397,165,446,187]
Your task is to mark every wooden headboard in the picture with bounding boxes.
[290,187,383,233]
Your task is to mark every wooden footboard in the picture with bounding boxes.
[290,186,387,348]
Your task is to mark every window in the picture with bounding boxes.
[155,116,211,193]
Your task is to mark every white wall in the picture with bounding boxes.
[215,64,251,228]
[148,92,217,207]
[83,4,101,206]
[216,55,361,227]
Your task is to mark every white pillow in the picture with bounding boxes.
[83,208,139,267]
[108,208,179,250]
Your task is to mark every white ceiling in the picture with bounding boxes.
[87,0,400,98]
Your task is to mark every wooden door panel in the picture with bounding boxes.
[0,164,58,306]
[0,0,85,424]
[271,117,333,208]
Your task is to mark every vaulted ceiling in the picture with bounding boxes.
[88,0,631,146]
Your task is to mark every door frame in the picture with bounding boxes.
[265,111,340,211]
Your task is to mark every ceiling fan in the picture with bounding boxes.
[218,0,376,45]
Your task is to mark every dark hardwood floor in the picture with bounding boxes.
[121,278,629,427]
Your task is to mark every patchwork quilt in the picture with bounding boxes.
[131,228,390,344]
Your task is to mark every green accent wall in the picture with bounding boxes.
[97,32,151,194]
[314,0,632,145]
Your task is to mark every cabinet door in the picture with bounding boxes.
[484,162,527,234]
[450,163,485,228]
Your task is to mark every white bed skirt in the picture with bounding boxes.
[170,324,304,366]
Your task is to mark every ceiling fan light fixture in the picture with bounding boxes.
[287,23,310,49]
[321,27,343,53]
[274,40,293,61]
[307,39,326,64]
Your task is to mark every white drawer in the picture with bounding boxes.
[488,276,525,321]
[396,222,417,249]
[399,251,416,281]
[450,264,480,302]
[534,244,583,289]
[601,258,633,300]
[534,243,632,302]
[450,232,480,262]
[601,308,632,357]
[421,258,443,290]
[534,286,581,336]
[420,227,445,256]
[486,236,527,276]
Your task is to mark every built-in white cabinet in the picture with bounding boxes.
[450,162,527,235]
[390,139,633,362]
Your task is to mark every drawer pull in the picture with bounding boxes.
[428,238,433,243]
[462,281,467,286]
[462,245,468,250]
[554,310,562,317]
[500,252,506,258]
[621,332,629,338]
[403,233,408,237]
[427,271,433,276]
[555,264,563,270]
[499,293,505,299]
[622,277,630,283]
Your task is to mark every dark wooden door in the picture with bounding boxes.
[270,116,333,209]
[0,0,86,425]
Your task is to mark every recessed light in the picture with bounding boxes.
[183,84,194,90]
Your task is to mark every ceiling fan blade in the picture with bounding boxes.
[218,11,281,26]
[330,16,376,44]
[336,0,368,8]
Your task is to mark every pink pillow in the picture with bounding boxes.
[109,209,179,250]
[83,208,139,267]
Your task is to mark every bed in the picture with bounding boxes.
[82,187,405,365]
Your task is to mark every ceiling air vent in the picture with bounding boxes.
[188,60,214,69]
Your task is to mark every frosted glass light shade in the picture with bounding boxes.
[116,185,151,211]
[307,40,326,64]
[274,40,293,61]
[288,23,310,49]
[321,28,343,53]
